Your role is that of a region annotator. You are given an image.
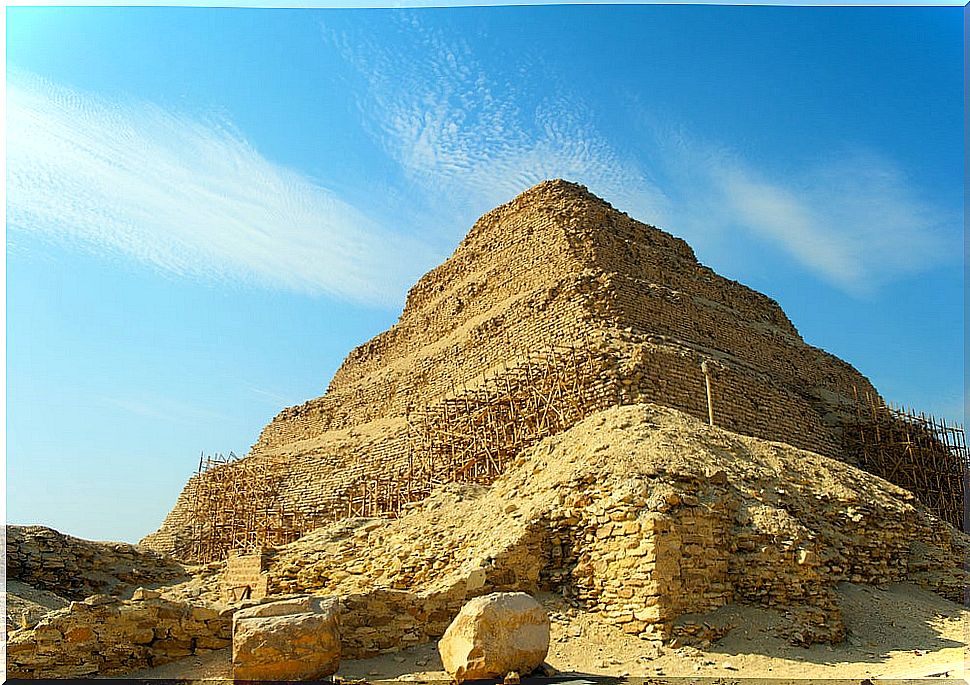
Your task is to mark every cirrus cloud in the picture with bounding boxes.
[7,70,435,306]
[651,127,955,295]
[328,17,956,297]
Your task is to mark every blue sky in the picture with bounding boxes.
[6,3,965,543]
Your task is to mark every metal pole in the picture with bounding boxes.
[701,360,714,427]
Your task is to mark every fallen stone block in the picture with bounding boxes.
[132,587,161,601]
[232,595,340,681]
[438,592,550,683]
[83,594,118,606]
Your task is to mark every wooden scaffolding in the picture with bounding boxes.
[410,341,618,482]
[183,339,620,560]
[185,452,319,563]
[847,391,968,530]
[328,340,620,521]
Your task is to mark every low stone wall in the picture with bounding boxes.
[7,525,187,600]
[338,587,467,659]
[6,594,231,679]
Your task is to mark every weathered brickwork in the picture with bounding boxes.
[145,180,882,557]
[6,594,232,679]
[222,553,269,602]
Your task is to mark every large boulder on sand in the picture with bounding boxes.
[232,595,340,681]
[438,592,550,683]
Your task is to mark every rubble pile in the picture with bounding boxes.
[8,525,187,600]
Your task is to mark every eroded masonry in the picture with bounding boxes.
[142,180,966,562]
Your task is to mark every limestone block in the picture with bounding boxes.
[83,594,118,607]
[232,596,340,681]
[438,592,550,684]
[132,587,161,600]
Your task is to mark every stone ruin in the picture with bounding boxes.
[260,404,968,651]
[144,179,965,563]
[5,526,231,678]
[10,179,966,679]
[9,403,969,678]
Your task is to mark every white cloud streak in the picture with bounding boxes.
[329,19,670,225]
[330,19,954,296]
[7,71,433,306]
[99,393,230,425]
[651,129,954,295]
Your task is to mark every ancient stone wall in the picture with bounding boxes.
[7,526,187,600]
[6,594,231,679]
[337,589,467,659]
[604,277,871,405]
[614,340,848,457]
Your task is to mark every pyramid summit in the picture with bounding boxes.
[145,179,882,558]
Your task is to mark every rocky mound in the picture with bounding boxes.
[6,524,190,634]
[265,404,967,647]
[5,527,212,679]
[7,525,188,602]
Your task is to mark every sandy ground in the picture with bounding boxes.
[115,582,968,683]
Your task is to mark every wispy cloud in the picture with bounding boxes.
[679,140,952,295]
[7,71,434,306]
[331,19,955,296]
[100,393,230,425]
[242,382,292,406]
[328,18,669,225]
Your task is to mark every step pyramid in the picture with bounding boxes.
[144,180,882,559]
